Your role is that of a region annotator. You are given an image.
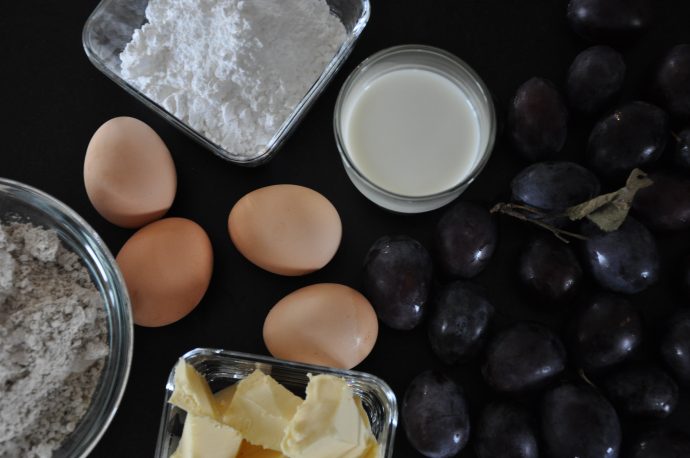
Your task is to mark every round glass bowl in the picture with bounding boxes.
[0,178,133,457]
[334,45,496,213]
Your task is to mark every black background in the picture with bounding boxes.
[3,1,690,457]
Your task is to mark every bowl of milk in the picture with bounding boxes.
[334,45,496,213]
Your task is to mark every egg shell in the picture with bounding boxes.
[84,116,177,228]
[116,217,213,327]
[263,283,378,369]
[228,184,341,276]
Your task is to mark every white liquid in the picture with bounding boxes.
[343,68,481,197]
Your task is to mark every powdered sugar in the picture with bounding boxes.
[0,222,108,458]
[120,0,346,158]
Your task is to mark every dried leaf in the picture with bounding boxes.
[490,169,653,243]
[565,169,653,232]
[585,200,631,232]
[565,192,619,221]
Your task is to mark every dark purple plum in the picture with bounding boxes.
[511,161,601,212]
[434,202,497,279]
[655,44,690,118]
[482,322,566,393]
[581,217,660,294]
[587,101,669,178]
[427,281,494,364]
[362,236,432,330]
[682,255,690,300]
[675,129,690,169]
[569,293,642,372]
[566,0,653,43]
[519,235,582,303]
[541,384,621,458]
[475,402,539,458]
[566,46,626,115]
[628,430,690,458]
[601,366,679,419]
[402,371,470,458]
[508,77,568,161]
[660,312,690,387]
[633,171,690,231]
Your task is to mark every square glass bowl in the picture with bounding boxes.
[82,0,370,166]
[154,348,398,457]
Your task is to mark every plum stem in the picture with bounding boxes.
[490,203,587,243]
[578,368,597,389]
[494,169,650,238]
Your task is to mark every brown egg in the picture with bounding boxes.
[228,185,341,276]
[263,284,378,369]
[84,117,177,228]
[116,217,213,327]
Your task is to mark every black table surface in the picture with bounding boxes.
[3,1,690,457]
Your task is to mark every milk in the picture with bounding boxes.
[342,68,481,197]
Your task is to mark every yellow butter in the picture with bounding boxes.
[169,360,219,419]
[354,398,381,458]
[171,414,243,458]
[215,384,238,413]
[281,374,379,458]
[237,441,287,458]
[223,370,303,451]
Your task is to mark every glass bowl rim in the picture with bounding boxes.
[333,44,497,202]
[0,177,133,457]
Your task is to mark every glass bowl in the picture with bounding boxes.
[334,45,497,213]
[82,0,370,166]
[0,178,133,457]
[155,348,398,458]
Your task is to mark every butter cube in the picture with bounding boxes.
[237,441,287,458]
[169,360,219,419]
[215,384,238,413]
[354,399,381,458]
[171,414,243,458]
[281,374,379,458]
[222,370,303,451]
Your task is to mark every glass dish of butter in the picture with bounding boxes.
[155,349,397,458]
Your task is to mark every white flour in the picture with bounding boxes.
[0,222,108,458]
[120,0,347,158]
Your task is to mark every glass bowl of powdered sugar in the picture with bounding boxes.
[0,178,132,457]
[82,0,370,166]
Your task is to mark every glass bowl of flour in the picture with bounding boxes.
[82,0,370,166]
[0,178,133,457]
